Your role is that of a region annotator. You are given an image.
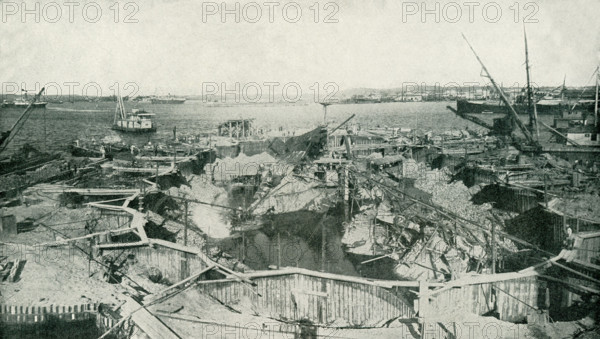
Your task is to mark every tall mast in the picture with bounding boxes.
[524,27,536,133]
[120,95,126,118]
[595,66,599,130]
[462,34,536,146]
[114,99,119,124]
[114,88,126,123]
[561,74,566,102]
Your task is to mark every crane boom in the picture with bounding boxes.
[0,87,45,154]
[329,114,356,134]
[446,106,494,130]
[461,34,538,147]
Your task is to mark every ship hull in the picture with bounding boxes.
[11,102,47,108]
[456,99,562,115]
[112,125,157,133]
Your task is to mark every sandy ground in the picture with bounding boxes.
[0,184,169,308]
[0,245,124,307]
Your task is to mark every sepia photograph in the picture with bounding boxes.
[0,0,599,337]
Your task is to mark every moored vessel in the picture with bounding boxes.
[150,94,186,104]
[14,98,47,108]
[112,95,157,133]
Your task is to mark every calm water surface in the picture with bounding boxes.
[1,100,555,155]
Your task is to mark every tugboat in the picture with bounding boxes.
[14,89,47,108]
[112,95,157,133]
[14,98,47,108]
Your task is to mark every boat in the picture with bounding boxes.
[481,110,494,114]
[150,94,186,104]
[457,94,596,116]
[554,71,599,148]
[112,95,157,133]
[456,98,565,115]
[1,100,14,107]
[14,98,47,108]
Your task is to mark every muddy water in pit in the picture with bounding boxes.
[216,204,400,280]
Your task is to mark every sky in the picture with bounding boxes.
[0,0,599,96]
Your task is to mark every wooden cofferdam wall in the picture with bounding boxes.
[574,234,600,264]
[101,244,207,283]
[548,212,600,251]
[430,276,539,323]
[196,273,415,326]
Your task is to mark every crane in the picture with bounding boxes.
[461,34,540,150]
[0,87,45,154]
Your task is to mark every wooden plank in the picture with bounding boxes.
[95,241,147,249]
[286,276,292,319]
[277,277,282,317]
[349,282,354,324]
[429,270,539,297]
[44,188,140,196]
[145,266,215,303]
[123,192,139,208]
[332,280,338,320]
[311,278,317,321]
[8,260,20,282]
[123,297,179,339]
[148,238,255,286]
[289,287,328,298]
[40,227,135,246]
[239,267,444,288]
[552,261,600,284]
[282,276,288,319]
[540,275,600,294]
[267,278,273,316]
[366,284,371,322]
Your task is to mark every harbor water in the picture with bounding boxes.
[0,100,558,155]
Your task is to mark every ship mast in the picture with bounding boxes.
[523,28,539,139]
[523,27,537,136]
[114,88,126,125]
[595,66,599,130]
[561,74,566,102]
[462,34,537,147]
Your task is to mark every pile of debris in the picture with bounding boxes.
[551,194,600,222]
